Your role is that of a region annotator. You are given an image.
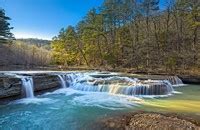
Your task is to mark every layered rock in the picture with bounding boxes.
[178,75,200,84]
[33,75,61,92]
[0,74,61,103]
[0,77,22,99]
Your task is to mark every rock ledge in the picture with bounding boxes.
[94,112,200,130]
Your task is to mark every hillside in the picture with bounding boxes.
[16,38,51,49]
[0,38,51,68]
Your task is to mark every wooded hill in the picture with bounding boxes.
[16,38,51,49]
[0,0,200,73]
[0,8,51,67]
[51,0,200,73]
[0,39,51,67]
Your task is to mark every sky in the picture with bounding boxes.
[0,0,103,40]
[0,0,167,40]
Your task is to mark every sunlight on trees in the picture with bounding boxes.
[51,0,200,72]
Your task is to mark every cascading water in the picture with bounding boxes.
[58,75,67,88]
[53,72,183,97]
[21,77,34,98]
[136,80,174,95]
[64,73,82,85]
[166,76,183,86]
[2,71,184,100]
[69,75,175,97]
[57,73,85,88]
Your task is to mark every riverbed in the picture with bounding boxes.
[0,71,199,129]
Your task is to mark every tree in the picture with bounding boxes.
[141,0,160,68]
[0,8,14,44]
[51,0,200,73]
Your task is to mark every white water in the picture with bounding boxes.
[58,75,67,88]
[54,72,177,97]
[166,76,184,86]
[2,71,184,99]
[70,92,141,110]
[44,87,142,110]
[12,97,55,105]
[67,74,175,97]
[21,77,34,98]
[57,73,86,88]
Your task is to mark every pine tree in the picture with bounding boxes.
[0,8,14,44]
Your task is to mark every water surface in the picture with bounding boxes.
[0,74,199,129]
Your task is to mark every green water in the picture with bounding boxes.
[141,85,200,114]
[0,85,199,130]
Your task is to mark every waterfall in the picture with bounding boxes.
[4,71,180,98]
[58,75,67,88]
[69,76,174,97]
[166,76,183,86]
[65,73,82,85]
[57,73,85,88]
[21,77,34,98]
[135,80,174,95]
[54,72,180,97]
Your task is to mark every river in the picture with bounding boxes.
[0,71,199,129]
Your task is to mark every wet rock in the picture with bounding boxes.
[179,75,200,84]
[90,72,118,78]
[0,74,61,103]
[33,75,60,92]
[0,77,22,99]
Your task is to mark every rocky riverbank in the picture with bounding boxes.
[1,65,200,84]
[0,74,61,103]
[94,112,200,130]
[0,70,199,104]
[122,73,200,85]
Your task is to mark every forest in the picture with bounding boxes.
[0,9,51,67]
[1,1,200,129]
[51,0,200,73]
[0,0,200,73]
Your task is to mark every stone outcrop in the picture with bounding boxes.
[0,77,22,99]
[0,74,61,103]
[125,73,200,85]
[33,75,61,92]
[94,112,200,130]
[178,75,200,84]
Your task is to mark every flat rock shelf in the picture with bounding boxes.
[0,74,61,103]
[0,71,200,129]
[94,112,200,130]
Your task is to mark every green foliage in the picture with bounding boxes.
[51,26,88,66]
[0,8,14,44]
[165,56,177,71]
[51,0,200,70]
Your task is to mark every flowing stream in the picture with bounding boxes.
[58,75,67,88]
[57,73,175,97]
[0,71,199,130]
[21,77,34,98]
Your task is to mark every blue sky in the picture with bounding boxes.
[0,0,166,40]
[0,0,103,40]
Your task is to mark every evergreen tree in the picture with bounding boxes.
[0,8,14,44]
[51,0,200,72]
